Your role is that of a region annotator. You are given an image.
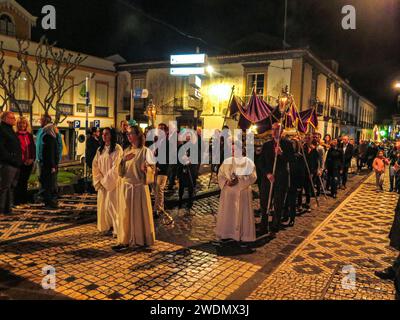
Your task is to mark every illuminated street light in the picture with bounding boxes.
[206,65,215,75]
[395,82,400,90]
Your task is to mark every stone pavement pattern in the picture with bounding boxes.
[0,194,96,244]
[0,171,397,300]
[248,173,398,300]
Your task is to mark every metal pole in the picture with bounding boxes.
[208,85,235,189]
[266,123,283,215]
[130,88,135,120]
[84,76,89,193]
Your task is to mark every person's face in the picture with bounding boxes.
[331,139,338,148]
[325,136,331,143]
[158,124,167,134]
[17,119,27,131]
[350,139,355,145]
[4,112,16,126]
[121,122,128,133]
[272,125,281,140]
[102,129,111,145]
[127,129,139,146]
[40,116,49,128]
[95,129,101,138]
[396,141,400,150]
[378,151,384,158]
[342,136,349,144]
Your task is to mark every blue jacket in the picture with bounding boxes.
[36,127,63,164]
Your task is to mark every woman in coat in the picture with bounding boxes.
[14,117,36,205]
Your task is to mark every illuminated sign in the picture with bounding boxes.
[189,87,202,100]
[170,54,207,65]
[189,75,202,89]
[170,67,205,76]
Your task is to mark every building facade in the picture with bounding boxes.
[117,49,377,140]
[0,0,117,160]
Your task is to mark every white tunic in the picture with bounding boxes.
[216,156,257,242]
[117,146,156,247]
[92,144,123,234]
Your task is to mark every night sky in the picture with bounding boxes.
[18,0,400,121]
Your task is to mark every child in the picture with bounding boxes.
[373,150,390,192]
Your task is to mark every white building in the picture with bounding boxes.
[0,0,117,160]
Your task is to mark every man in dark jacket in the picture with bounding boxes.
[259,123,295,236]
[0,111,22,214]
[326,139,343,199]
[302,136,320,212]
[86,127,101,169]
[366,142,378,170]
[117,120,130,150]
[375,196,400,299]
[340,135,354,189]
[40,124,60,209]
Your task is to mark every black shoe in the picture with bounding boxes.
[375,268,395,280]
[269,231,276,239]
[281,217,289,223]
[112,244,129,252]
[43,202,59,209]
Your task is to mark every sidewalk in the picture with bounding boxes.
[247,173,398,300]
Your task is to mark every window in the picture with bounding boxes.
[95,106,109,117]
[60,78,74,104]
[0,14,15,37]
[76,103,92,113]
[16,73,29,100]
[133,78,145,90]
[95,82,108,107]
[246,73,265,97]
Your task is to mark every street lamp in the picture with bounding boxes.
[206,65,215,75]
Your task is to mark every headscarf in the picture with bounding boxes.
[43,123,57,139]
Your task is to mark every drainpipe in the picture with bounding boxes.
[114,72,118,129]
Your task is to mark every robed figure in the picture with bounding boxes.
[113,126,156,251]
[92,128,123,236]
[216,155,257,242]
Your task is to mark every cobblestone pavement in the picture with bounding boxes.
[0,171,397,300]
[248,173,398,300]
[0,194,96,244]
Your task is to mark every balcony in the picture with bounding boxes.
[316,103,324,116]
[95,106,109,118]
[10,100,31,114]
[57,103,74,116]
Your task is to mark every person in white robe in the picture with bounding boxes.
[112,125,156,252]
[92,128,123,236]
[216,148,257,243]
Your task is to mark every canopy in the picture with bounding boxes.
[229,91,318,134]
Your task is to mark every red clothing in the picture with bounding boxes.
[373,157,389,173]
[17,131,36,164]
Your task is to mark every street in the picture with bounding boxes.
[0,171,397,300]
